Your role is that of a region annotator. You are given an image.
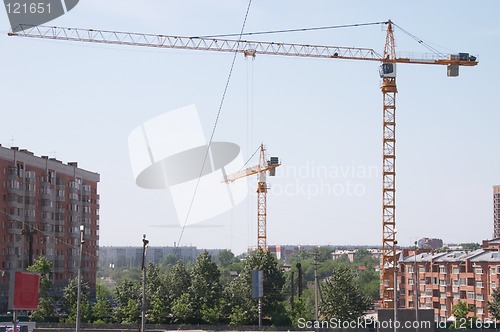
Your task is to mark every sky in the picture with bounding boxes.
[0,1,498,255]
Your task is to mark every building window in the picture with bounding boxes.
[453,266,460,274]
[475,267,484,274]
[476,294,484,301]
[476,281,484,288]
[419,267,425,273]
[460,278,467,286]
[439,266,446,274]
[467,291,475,300]
[408,278,414,285]
[477,307,484,315]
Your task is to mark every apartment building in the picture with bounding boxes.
[494,185,500,238]
[99,245,200,267]
[398,239,500,322]
[0,145,99,313]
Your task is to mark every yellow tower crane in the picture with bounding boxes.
[222,144,280,250]
[8,20,478,305]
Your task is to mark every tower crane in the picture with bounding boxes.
[222,144,280,250]
[8,21,478,306]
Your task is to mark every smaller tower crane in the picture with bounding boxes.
[222,144,280,250]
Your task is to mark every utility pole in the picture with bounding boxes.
[393,237,398,332]
[414,241,419,332]
[296,263,302,298]
[76,224,85,332]
[21,225,37,267]
[313,252,319,322]
[141,234,149,332]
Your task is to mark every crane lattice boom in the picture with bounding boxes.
[9,24,477,67]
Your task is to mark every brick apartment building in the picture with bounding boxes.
[398,239,500,322]
[0,145,99,313]
[494,185,500,238]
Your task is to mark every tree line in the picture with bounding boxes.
[26,247,379,326]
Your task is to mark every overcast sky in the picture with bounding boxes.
[0,1,498,254]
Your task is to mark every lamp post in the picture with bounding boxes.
[141,234,149,332]
[414,241,419,332]
[76,224,85,332]
[394,230,398,332]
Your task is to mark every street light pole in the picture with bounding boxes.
[414,241,419,332]
[394,232,398,332]
[141,234,149,332]
[76,224,85,332]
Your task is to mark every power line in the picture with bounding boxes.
[176,0,254,248]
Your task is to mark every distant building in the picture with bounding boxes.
[332,248,382,263]
[332,249,356,262]
[99,246,221,267]
[266,245,299,261]
[417,237,443,249]
[398,238,500,322]
[0,145,100,313]
[494,185,500,238]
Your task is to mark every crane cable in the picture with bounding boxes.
[176,0,254,248]
[195,21,388,38]
[392,22,449,57]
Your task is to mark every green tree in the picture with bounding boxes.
[452,301,475,328]
[171,293,194,323]
[92,284,113,323]
[224,249,286,325]
[224,273,255,324]
[27,256,56,322]
[165,261,191,302]
[61,278,92,323]
[145,263,169,324]
[188,251,222,322]
[229,305,248,325]
[113,279,140,324]
[460,243,480,251]
[288,298,313,326]
[216,249,237,267]
[120,299,141,324]
[487,288,500,321]
[320,265,372,321]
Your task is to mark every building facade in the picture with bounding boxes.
[398,239,500,322]
[0,145,99,313]
[99,246,200,267]
[99,246,224,268]
[494,185,500,238]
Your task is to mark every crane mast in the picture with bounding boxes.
[380,20,398,309]
[8,21,478,302]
